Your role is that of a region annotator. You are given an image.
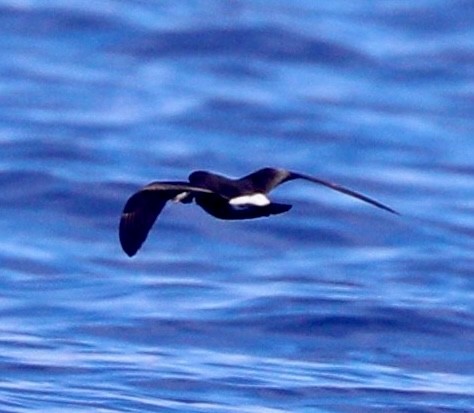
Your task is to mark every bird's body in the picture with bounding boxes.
[119,167,397,257]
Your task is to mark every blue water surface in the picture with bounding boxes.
[1,1,473,412]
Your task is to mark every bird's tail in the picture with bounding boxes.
[265,202,292,216]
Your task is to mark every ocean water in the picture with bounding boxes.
[1,1,473,412]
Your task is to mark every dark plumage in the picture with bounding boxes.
[119,167,398,257]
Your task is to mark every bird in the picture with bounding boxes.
[119,167,398,257]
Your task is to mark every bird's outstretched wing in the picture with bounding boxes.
[240,167,398,215]
[119,182,213,257]
[237,167,293,193]
[290,172,399,215]
[188,170,240,198]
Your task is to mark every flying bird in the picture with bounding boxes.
[119,167,398,257]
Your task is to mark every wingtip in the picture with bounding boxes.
[122,245,137,257]
[369,201,400,216]
[119,236,139,257]
[119,214,141,257]
[378,203,400,216]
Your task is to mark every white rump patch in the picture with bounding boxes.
[229,193,270,207]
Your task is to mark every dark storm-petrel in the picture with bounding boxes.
[119,167,398,257]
